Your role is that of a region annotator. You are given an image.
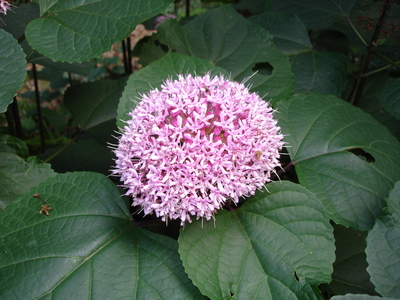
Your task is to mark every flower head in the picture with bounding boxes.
[112,73,284,225]
[0,0,11,15]
[154,14,177,28]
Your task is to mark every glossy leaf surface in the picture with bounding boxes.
[25,0,173,62]
[277,93,400,230]
[270,0,357,29]
[0,29,26,113]
[0,172,203,299]
[380,78,400,121]
[290,52,348,96]
[366,181,400,298]
[0,139,55,212]
[65,77,127,130]
[179,181,334,299]
[141,5,294,102]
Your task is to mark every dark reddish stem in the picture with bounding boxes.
[349,0,393,106]
[32,63,46,152]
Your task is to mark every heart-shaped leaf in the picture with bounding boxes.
[0,139,56,212]
[320,224,377,297]
[380,78,400,121]
[290,51,348,96]
[116,52,229,127]
[0,134,29,159]
[269,0,357,29]
[0,172,203,299]
[65,77,127,130]
[0,29,26,113]
[359,73,400,139]
[25,0,174,62]
[249,12,312,55]
[178,181,334,299]
[277,93,400,230]
[366,181,400,298]
[331,295,398,300]
[140,5,294,102]
[0,3,95,74]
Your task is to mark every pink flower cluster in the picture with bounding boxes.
[112,73,284,225]
[0,0,11,15]
[154,14,177,28]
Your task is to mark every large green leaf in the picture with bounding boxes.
[178,181,334,299]
[249,12,312,55]
[140,5,294,102]
[269,0,357,29]
[0,3,95,74]
[0,29,26,113]
[320,224,377,298]
[366,181,400,298]
[0,138,56,212]
[331,295,398,300]
[248,12,347,96]
[290,52,348,96]
[43,119,118,175]
[25,0,174,63]
[0,172,203,299]
[64,77,127,130]
[380,78,400,121]
[0,134,29,159]
[116,52,229,127]
[277,93,400,231]
[0,3,39,56]
[359,73,400,139]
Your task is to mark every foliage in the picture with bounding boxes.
[1,0,400,299]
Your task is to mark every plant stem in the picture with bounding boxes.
[6,97,24,140]
[363,60,400,77]
[11,97,23,139]
[5,104,16,137]
[68,73,74,86]
[345,15,368,47]
[122,39,129,74]
[186,0,190,17]
[32,63,46,152]
[348,0,393,106]
[126,36,133,74]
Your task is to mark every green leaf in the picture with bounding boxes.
[0,29,26,113]
[0,3,95,74]
[290,51,348,96]
[42,118,118,175]
[249,12,312,55]
[0,172,203,299]
[0,147,56,212]
[366,181,400,298]
[0,3,39,56]
[277,93,400,231]
[270,0,357,29]
[64,77,127,130]
[47,138,113,175]
[140,6,294,102]
[380,78,400,121]
[359,73,400,139]
[0,135,29,159]
[25,0,174,63]
[320,224,377,298]
[116,52,229,127]
[29,54,97,74]
[331,295,399,300]
[178,181,334,299]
